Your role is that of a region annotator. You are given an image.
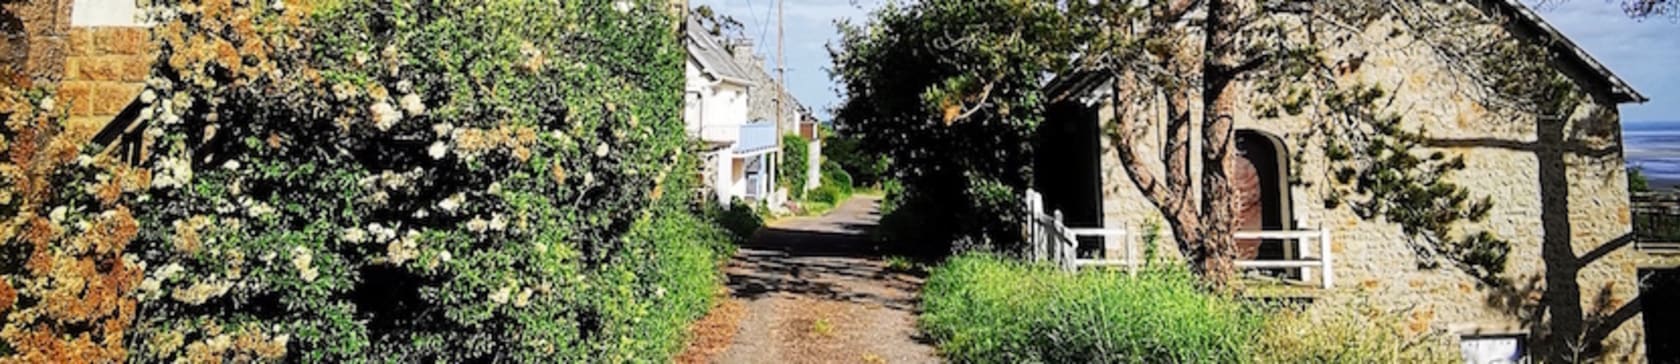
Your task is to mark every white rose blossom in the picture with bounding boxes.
[401,94,426,116]
[428,141,449,159]
[371,102,402,131]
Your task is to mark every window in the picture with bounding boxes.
[1460,335,1527,364]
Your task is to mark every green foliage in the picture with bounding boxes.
[832,0,1077,256]
[1629,166,1651,193]
[707,200,764,244]
[921,254,1262,363]
[779,134,810,197]
[125,0,707,361]
[822,128,888,187]
[922,254,1457,364]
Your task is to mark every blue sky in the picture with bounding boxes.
[691,0,1680,122]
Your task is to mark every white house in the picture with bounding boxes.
[684,18,781,206]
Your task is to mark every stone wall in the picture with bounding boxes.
[1085,10,1645,362]
[60,26,152,133]
[2,0,73,85]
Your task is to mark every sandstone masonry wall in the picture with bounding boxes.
[1089,10,1645,362]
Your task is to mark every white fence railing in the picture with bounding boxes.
[1023,189,1335,288]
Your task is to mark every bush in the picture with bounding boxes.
[1253,301,1456,363]
[0,88,147,361]
[779,134,809,196]
[921,254,1261,363]
[808,185,847,206]
[123,0,694,361]
[708,200,764,244]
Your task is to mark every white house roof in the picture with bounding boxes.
[686,18,756,86]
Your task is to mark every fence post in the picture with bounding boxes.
[1125,229,1137,276]
[1320,228,1333,289]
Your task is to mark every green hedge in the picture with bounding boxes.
[121,0,707,361]
[779,134,810,196]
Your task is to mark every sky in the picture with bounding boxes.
[690,0,1680,123]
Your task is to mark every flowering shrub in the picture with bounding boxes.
[123,0,691,361]
[0,88,147,361]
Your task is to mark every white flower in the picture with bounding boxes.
[595,143,610,157]
[437,193,464,213]
[342,227,369,243]
[613,0,632,13]
[428,141,449,159]
[248,201,276,218]
[49,206,68,223]
[487,182,503,195]
[439,250,453,262]
[156,263,185,280]
[290,246,318,282]
[514,288,533,308]
[368,223,397,242]
[138,278,162,301]
[432,123,455,136]
[489,286,513,304]
[396,80,414,94]
[38,96,53,111]
[371,102,402,131]
[140,89,157,104]
[488,214,507,231]
[271,0,285,11]
[466,217,489,233]
[222,160,242,171]
[400,94,426,116]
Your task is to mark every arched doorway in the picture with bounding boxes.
[1230,130,1291,262]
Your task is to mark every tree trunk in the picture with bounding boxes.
[1197,0,1245,287]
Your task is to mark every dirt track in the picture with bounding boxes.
[678,196,939,364]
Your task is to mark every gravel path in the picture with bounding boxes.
[680,195,939,364]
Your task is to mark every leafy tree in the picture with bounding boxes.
[1629,166,1651,193]
[1070,0,1523,287]
[830,0,1078,256]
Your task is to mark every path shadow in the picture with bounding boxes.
[725,200,927,313]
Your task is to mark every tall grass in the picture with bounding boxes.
[921,254,1262,363]
[921,253,1457,364]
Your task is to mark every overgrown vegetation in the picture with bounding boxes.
[0,0,734,361]
[921,254,1455,364]
[779,134,809,197]
[0,88,147,361]
[921,254,1260,363]
[831,0,1077,258]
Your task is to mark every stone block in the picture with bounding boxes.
[92,27,149,55]
[89,82,142,116]
[68,28,97,56]
[56,81,95,116]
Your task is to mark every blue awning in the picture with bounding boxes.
[734,121,779,155]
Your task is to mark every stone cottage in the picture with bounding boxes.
[1037,1,1660,362]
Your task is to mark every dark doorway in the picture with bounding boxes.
[1035,101,1104,256]
[1643,268,1680,363]
[1231,130,1290,261]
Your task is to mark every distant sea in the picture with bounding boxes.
[1625,121,1680,189]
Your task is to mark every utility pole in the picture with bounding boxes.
[774,0,786,201]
